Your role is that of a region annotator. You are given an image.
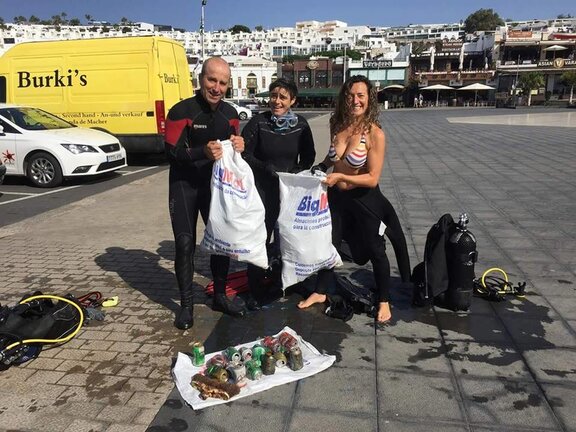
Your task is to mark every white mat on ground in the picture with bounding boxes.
[172,326,336,410]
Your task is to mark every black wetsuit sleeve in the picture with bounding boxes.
[298,120,316,170]
[164,115,208,169]
[241,116,267,171]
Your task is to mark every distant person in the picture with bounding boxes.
[241,78,316,309]
[300,75,410,324]
[414,95,419,108]
[418,93,423,108]
[164,57,246,330]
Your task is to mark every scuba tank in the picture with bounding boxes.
[445,213,477,311]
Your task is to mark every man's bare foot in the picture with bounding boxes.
[377,302,392,323]
[297,293,327,309]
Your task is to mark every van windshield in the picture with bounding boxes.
[0,107,76,131]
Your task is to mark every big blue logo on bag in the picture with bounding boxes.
[201,140,268,268]
[277,173,342,288]
[213,166,247,199]
[297,193,328,216]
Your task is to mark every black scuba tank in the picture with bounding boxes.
[445,213,477,311]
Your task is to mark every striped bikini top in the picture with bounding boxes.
[328,133,368,169]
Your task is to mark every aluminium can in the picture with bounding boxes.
[227,363,247,384]
[224,346,242,364]
[239,346,253,361]
[273,351,287,368]
[278,331,299,350]
[191,342,205,366]
[288,346,304,371]
[206,365,229,383]
[244,360,263,380]
[261,351,276,375]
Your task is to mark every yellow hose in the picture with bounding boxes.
[481,267,508,290]
[3,294,84,352]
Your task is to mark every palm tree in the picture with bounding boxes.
[561,71,576,105]
[85,14,92,24]
[518,72,545,106]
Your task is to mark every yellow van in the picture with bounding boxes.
[0,36,193,153]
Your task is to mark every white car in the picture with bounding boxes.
[0,104,127,188]
[224,101,252,120]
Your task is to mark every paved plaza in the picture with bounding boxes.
[0,107,575,432]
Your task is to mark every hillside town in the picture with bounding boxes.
[1,13,575,107]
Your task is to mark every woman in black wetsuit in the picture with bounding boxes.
[241,78,316,308]
[299,75,409,323]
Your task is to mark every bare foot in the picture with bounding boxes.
[377,302,392,323]
[297,292,327,309]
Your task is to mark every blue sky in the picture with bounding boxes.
[0,0,574,31]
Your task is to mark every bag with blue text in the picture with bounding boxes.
[277,172,342,289]
[201,140,268,268]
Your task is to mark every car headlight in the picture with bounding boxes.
[61,144,98,154]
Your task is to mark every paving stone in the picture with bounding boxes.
[459,376,560,429]
[376,370,464,422]
[63,418,109,432]
[522,347,576,384]
[376,334,452,374]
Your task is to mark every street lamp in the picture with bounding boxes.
[200,0,206,62]
[325,37,332,87]
[343,44,347,81]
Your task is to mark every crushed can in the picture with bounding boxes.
[273,351,287,368]
[224,346,242,365]
[227,363,247,384]
[278,332,299,350]
[261,352,276,375]
[207,354,228,368]
[251,344,267,365]
[245,360,263,380]
[239,346,253,362]
[262,336,281,352]
[206,365,229,383]
[288,346,304,371]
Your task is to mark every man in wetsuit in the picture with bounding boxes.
[165,57,246,330]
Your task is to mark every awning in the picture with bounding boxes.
[256,88,340,98]
[381,84,405,91]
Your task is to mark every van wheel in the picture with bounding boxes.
[239,112,248,120]
[27,152,63,188]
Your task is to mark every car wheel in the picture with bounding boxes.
[239,112,248,120]
[26,152,63,188]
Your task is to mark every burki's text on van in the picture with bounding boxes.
[18,70,87,88]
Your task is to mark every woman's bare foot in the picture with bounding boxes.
[297,293,327,309]
[377,302,392,323]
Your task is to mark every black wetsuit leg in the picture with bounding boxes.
[169,178,231,299]
[169,179,203,304]
[330,187,392,303]
[377,195,411,283]
[247,180,279,298]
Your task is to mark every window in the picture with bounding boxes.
[247,73,257,88]
[315,70,328,87]
[298,71,311,88]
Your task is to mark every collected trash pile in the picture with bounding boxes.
[173,326,335,410]
[190,331,304,401]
